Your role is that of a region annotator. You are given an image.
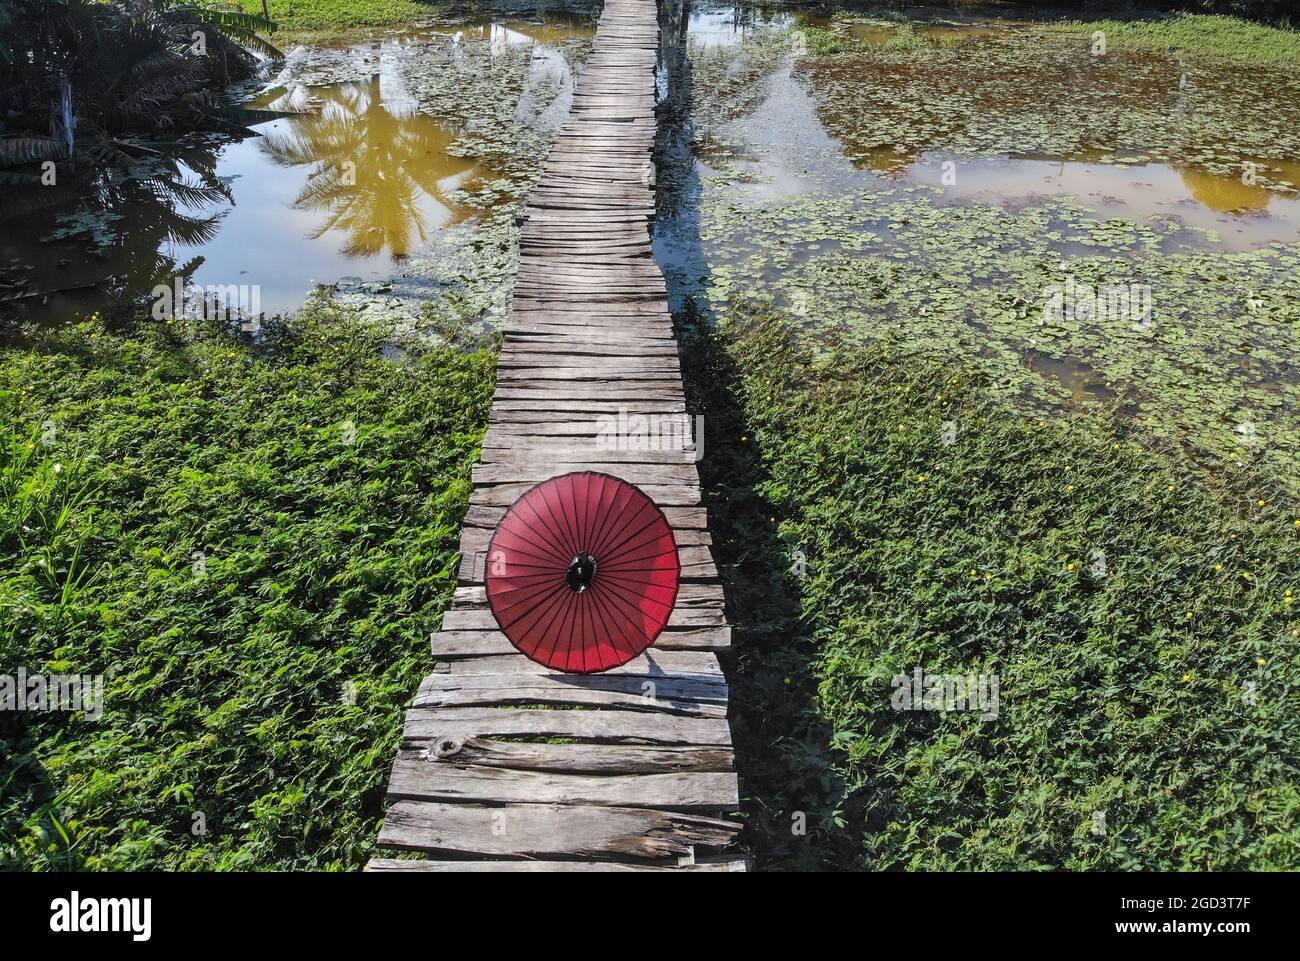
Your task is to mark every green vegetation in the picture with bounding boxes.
[699,185,1300,495]
[1054,14,1300,66]
[799,25,861,56]
[0,0,279,181]
[0,306,494,869]
[809,12,1300,67]
[686,306,1299,870]
[685,18,1300,490]
[803,25,1300,189]
[237,0,435,32]
[670,7,1300,869]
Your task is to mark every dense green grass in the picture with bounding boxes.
[799,25,862,56]
[686,306,1300,870]
[223,0,438,32]
[1056,14,1300,65]
[806,13,1300,65]
[0,306,493,869]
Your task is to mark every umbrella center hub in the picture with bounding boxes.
[565,553,598,593]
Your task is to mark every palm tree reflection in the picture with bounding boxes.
[256,76,479,260]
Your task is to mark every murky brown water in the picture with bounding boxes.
[0,15,594,323]
[6,5,1298,333]
[692,27,1300,252]
[654,4,1300,482]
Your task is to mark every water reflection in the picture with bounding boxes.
[255,77,480,260]
[903,153,1300,248]
[0,149,232,328]
[4,16,596,324]
[699,56,1300,251]
[683,5,790,47]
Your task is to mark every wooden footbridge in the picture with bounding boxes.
[367,0,746,872]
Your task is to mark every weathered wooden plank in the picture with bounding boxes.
[469,482,701,508]
[429,625,731,659]
[400,738,732,774]
[387,760,739,812]
[411,682,727,717]
[462,504,706,529]
[497,355,680,371]
[377,801,741,860]
[418,668,726,699]
[401,706,733,746]
[477,445,696,465]
[472,462,699,486]
[497,341,678,356]
[366,858,750,872]
[492,386,687,402]
[433,649,721,678]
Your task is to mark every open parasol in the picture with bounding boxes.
[484,471,680,673]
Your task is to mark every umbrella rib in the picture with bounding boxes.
[488,573,575,600]
[586,482,637,559]
[591,579,670,648]
[572,590,587,673]
[602,542,680,565]
[587,487,647,562]
[511,584,571,663]
[599,514,669,560]
[490,539,570,570]
[519,492,577,562]
[550,585,582,672]
[586,583,647,664]
[518,494,577,561]
[585,592,635,668]
[487,559,583,573]
[488,577,573,620]
[589,585,623,672]
[577,592,596,673]
[592,571,678,609]
[570,594,590,673]
[529,486,569,562]
[568,471,586,560]
[493,580,566,634]
[599,559,679,575]
[597,513,671,565]
[489,570,575,589]
[588,474,620,557]
[576,473,593,560]
[496,508,572,566]
[545,481,581,559]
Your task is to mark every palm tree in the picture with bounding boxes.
[0,0,279,179]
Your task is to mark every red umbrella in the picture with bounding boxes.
[484,471,680,673]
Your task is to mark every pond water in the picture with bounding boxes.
[3,2,1298,486]
[652,2,1300,487]
[1,14,594,324]
[178,78,485,313]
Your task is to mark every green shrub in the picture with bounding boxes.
[0,305,493,869]
[1059,13,1300,65]
[692,307,1299,870]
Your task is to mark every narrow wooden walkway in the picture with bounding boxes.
[367,0,745,871]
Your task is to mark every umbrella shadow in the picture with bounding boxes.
[653,0,860,870]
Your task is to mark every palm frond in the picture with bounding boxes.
[0,136,68,165]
